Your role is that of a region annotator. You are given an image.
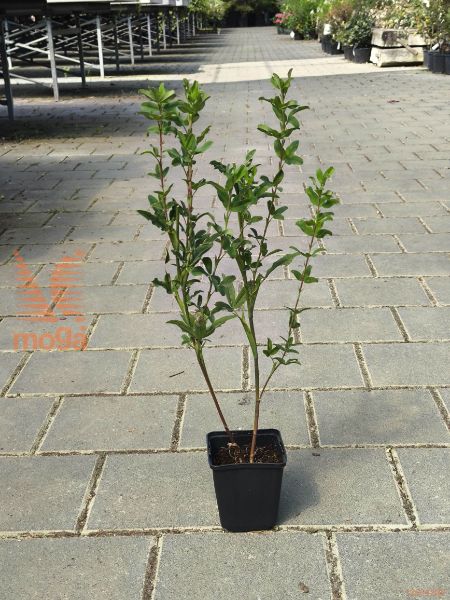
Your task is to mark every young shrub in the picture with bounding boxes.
[139,71,339,463]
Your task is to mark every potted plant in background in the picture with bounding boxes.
[327,0,353,53]
[348,7,374,62]
[282,0,319,40]
[274,12,291,34]
[139,71,339,532]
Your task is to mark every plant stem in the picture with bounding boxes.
[195,346,235,445]
[259,202,321,400]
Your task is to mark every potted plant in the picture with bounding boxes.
[138,72,339,532]
[282,0,319,40]
[349,9,374,62]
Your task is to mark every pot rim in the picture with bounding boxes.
[206,428,287,470]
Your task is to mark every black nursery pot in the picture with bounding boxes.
[432,52,445,74]
[343,45,353,61]
[207,429,287,532]
[423,49,429,68]
[329,40,341,55]
[353,47,371,63]
[444,54,450,75]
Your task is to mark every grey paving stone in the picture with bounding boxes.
[89,314,181,348]
[330,204,379,217]
[0,287,47,316]
[279,449,406,525]
[88,453,218,529]
[154,532,331,600]
[0,352,23,390]
[46,211,114,227]
[56,284,148,314]
[341,191,401,204]
[313,389,449,445]
[65,225,139,242]
[353,217,426,235]
[42,395,178,451]
[130,347,242,393]
[323,234,400,254]
[399,233,450,253]
[0,455,96,531]
[398,307,450,341]
[300,307,402,343]
[35,261,119,286]
[0,316,94,351]
[0,226,71,245]
[0,212,51,228]
[89,241,166,262]
[370,253,450,276]
[0,397,54,452]
[334,277,430,307]
[338,532,450,600]
[423,216,450,233]
[11,242,93,265]
[425,277,450,304]
[363,342,450,386]
[255,279,333,308]
[180,390,309,448]
[379,202,448,217]
[439,388,450,413]
[258,344,363,389]
[0,245,14,264]
[397,449,450,524]
[115,261,168,284]
[0,263,39,286]
[11,350,132,395]
[296,254,372,278]
[0,536,152,600]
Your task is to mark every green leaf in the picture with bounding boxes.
[257,124,280,138]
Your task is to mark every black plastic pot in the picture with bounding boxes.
[321,34,331,53]
[207,428,287,532]
[329,40,341,55]
[343,45,353,61]
[427,51,435,71]
[445,54,450,75]
[432,52,445,74]
[353,47,371,63]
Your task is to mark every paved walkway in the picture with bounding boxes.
[0,27,449,600]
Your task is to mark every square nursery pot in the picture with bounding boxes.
[207,428,287,532]
[343,45,353,61]
[423,49,430,68]
[445,54,450,75]
[353,47,371,63]
[432,52,445,74]
[321,34,331,53]
[329,40,342,55]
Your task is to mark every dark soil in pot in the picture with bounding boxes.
[353,47,371,63]
[207,428,287,532]
[432,53,445,73]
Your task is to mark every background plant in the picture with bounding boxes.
[281,0,320,37]
[139,72,339,463]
